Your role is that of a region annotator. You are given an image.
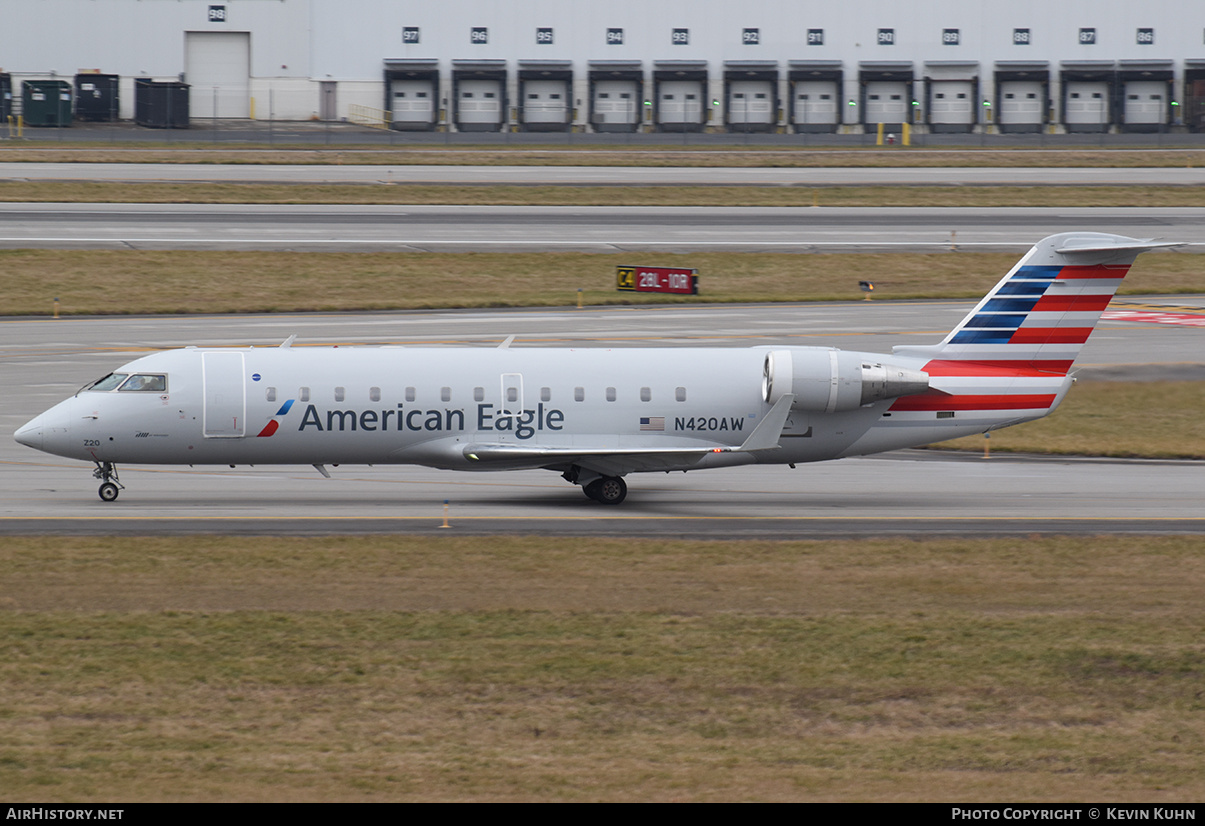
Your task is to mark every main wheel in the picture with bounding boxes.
[98,482,119,502]
[591,476,627,505]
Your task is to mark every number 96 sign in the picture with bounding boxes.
[616,266,699,295]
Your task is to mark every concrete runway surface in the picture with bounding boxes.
[3,302,1201,537]
[2,203,1204,252]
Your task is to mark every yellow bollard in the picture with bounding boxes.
[439,499,451,528]
[983,432,991,460]
[53,297,60,320]
[577,288,583,309]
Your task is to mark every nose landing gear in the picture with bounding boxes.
[93,462,123,502]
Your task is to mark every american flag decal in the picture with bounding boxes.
[640,417,665,431]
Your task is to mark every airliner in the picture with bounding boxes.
[14,232,1175,504]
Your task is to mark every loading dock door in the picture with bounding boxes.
[1123,80,1166,130]
[999,80,1044,132]
[728,80,774,129]
[523,79,569,130]
[457,79,503,131]
[391,79,436,129]
[864,81,907,129]
[592,80,639,131]
[658,79,703,130]
[185,31,250,119]
[928,80,973,132]
[792,80,838,132]
[1065,82,1109,132]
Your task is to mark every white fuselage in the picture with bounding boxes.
[16,344,1064,475]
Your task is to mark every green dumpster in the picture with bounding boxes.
[23,80,72,127]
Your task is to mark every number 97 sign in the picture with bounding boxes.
[617,266,699,295]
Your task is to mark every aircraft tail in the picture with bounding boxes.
[893,232,1179,375]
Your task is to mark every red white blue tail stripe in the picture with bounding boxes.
[887,232,1177,421]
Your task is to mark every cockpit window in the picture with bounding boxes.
[88,373,128,391]
[118,374,167,392]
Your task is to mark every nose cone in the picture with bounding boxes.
[14,415,45,451]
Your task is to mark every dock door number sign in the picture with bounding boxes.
[616,266,699,295]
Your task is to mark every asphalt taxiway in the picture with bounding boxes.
[2,302,1201,537]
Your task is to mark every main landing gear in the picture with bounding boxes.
[93,461,123,502]
[562,466,628,505]
[584,475,627,505]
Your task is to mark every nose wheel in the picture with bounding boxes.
[93,462,124,502]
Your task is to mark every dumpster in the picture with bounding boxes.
[134,79,189,128]
[1,74,12,122]
[23,80,72,127]
[74,73,120,121]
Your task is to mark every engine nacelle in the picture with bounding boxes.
[762,349,929,413]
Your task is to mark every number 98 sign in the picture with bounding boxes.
[617,266,699,295]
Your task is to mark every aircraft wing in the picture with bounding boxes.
[462,394,795,474]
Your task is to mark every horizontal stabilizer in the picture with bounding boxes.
[1054,238,1183,256]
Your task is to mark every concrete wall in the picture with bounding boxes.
[1,1,1201,128]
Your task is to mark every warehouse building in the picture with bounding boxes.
[2,0,1204,133]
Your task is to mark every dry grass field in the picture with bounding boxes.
[934,381,1205,460]
[2,534,1203,802]
[5,146,1205,168]
[2,249,1201,316]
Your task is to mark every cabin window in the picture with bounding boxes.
[299,387,310,402]
[88,373,128,391]
[474,386,484,402]
[118,374,167,392]
[574,387,585,402]
[506,386,519,403]
[405,387,416,402]
[266,387,276,402]
[606,387,616,402]
[676,387,687,402]
[334,387,345,402]
[369,386,381,402]
[640,387,651,402]
[540,387,551,402]
[441,387,451,402]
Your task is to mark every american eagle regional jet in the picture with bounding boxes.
[14,233,1175,504]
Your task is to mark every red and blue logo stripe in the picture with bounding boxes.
[256,399,294,437]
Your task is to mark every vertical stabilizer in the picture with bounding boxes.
[893,232,1177,374]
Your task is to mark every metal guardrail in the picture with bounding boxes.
[347,104,391,130]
